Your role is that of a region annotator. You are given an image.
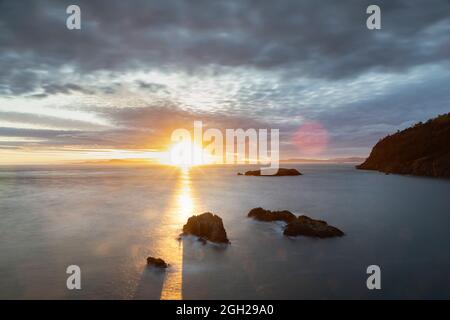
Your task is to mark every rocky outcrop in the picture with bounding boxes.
[283,215,344,238]
[242,168,302,176]
[248,207,344,238]
[147,256,168,269]
[182,212,230,244]
[247,207,296,223]
[357,113,450,178]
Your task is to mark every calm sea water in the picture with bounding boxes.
[1,164,449,299]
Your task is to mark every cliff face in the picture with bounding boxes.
[357,113,450,178]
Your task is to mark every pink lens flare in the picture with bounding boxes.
[292,121,329,156]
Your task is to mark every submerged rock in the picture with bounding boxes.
[247,207,296,223]
[146,256,168,269]
[182,212,230,244]
[283,215,344,238]
[243,168,302,176]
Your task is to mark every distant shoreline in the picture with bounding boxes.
[0,157,367,167]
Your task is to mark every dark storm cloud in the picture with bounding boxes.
[1,0,450,94]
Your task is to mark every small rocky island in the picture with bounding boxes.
[248,207,344,238]
[239,168,302,176]
[357,113,450,178]
[248,207,296,223]
[283,215,344,238]
[182,212,230,244]
[147,256,168,269]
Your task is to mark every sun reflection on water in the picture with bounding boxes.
[176,167,194,223]
[159,167,194,300]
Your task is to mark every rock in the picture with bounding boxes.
[182,212,230,244]
[247,207,296,223]
[283,215,344,238]
[243,168,302,176]
[248,207,344,238]
[147,256,168,269]
[237,172,243,175]
[357,113,450,178]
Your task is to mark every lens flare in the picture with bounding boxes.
[292,121,329,156]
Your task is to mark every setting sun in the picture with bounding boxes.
[169,141,213,167]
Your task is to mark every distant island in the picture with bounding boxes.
[79,159,158,165]
[281,157,365,163]
[357,113,450,178]
[238,168,302,176]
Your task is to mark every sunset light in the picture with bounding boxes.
[169,141,213,167]
[2,0,450,306]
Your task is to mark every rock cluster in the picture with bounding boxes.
[248,207,344,238]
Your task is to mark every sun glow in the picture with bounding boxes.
[169,141,213,167]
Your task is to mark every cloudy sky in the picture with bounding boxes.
[0,0,449,164]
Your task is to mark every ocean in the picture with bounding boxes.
[1,164,449,299]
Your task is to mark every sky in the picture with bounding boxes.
[0,0,449,164]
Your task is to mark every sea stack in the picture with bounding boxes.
[182,212,230,244]
[146,256,168,269]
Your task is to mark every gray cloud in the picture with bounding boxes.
[0,111,108,130]
[41,83,94,95]
[1,0,450,95]
[136,81,168,93]
[0,103,270,150]
[0,127,80,139]
[1,0,450,158]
